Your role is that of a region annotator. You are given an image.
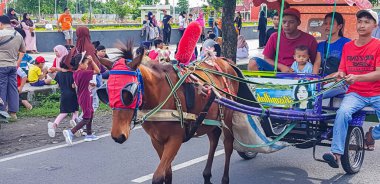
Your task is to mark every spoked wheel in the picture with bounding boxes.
[341,126,365,174]
[237,151,258,160]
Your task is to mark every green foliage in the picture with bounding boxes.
[207,0,224,11]
[8,0,143,20]
[177,0,189,13]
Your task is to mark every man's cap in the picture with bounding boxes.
[283,8,301,21]
[35,56,46,64]
[357,9,378,24]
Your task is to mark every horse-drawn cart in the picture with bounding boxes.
[217,71,373,174]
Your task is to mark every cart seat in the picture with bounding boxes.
[322,96,376,114]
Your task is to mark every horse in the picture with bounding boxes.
[99,42,239,184]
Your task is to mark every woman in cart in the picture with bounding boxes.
[313,12,351,99]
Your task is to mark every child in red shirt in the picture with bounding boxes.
[62,53,100,145]
[323,9,380,168]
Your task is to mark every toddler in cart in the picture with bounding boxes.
[290,45,313,74]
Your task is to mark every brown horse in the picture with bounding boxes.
[100,43,239,184]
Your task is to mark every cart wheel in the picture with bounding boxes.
[341,126,365,174]
[237,151,258,160]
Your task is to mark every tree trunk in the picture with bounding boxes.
[221,0,237,63]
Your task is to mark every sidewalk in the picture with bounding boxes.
[24,39,262,93]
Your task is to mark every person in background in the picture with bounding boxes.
[213,21,219,38]
[290,45,313,73]
[16,67,32,110]
[95,45,109,79]
[15,27,33,74]
[216,18,222,37]
[237,35,249,59]
[63,54,101,145]
[48,61,79,138]
[141,15,149,37]
[196,12,206,41]
[162,10,173,45]
[178,11,188,39]
[7,8,19,28]
[201,33,221,58]
[21,13,38,54]
[235,11,243,35]
[188,14,193,22]
[258,11,267,49]
[28,56,53,86]
[149,39,170,63]
[57,7,74,47]
[49,45,69,75]
[372,13,380,38]
[265,12,279,45]
[0,15,25,122]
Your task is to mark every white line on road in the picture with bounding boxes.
[131,149,225,183]
[0,126,143,163]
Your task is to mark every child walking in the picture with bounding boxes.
[290,45,313,74]
[48,61,79,138]
[63,53,100,145]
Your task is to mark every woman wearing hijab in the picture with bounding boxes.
[7,8,19,27]
[50,45,69,73]
[258,11,267,49]
[21,13,38,54]
[196,12,206,41]
[65,26,100,71]
[237,35,249,59]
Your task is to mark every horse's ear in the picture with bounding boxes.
[99,58,114,70]
[128,46,145,70]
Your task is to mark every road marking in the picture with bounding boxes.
[0,126,143,163]
[131,149,225,183]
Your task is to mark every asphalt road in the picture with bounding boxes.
[1,123,380,184]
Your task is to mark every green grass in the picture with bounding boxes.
[18,93,111,118]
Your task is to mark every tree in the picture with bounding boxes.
[177,0,189,13]
[207,0,223,11]
[221,0,237,63]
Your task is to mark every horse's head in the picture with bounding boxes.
[98,41,144,144]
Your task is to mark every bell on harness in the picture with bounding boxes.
[121,83,139,106]
[97,83,109,104]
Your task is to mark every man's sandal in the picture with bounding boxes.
[364,127,375,151]
[322,152,339,168]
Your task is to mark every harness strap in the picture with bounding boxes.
[183,90,216,142]
[213,63,233,95]
[165,73,184,128]
[109,70,138,76]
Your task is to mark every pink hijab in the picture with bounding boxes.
[54,45,68,69]
[196,12,205,28]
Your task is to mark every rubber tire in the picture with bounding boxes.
[341,126,365,174]
[237,151,258,160]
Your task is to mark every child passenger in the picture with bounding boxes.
[290,45,313,74]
